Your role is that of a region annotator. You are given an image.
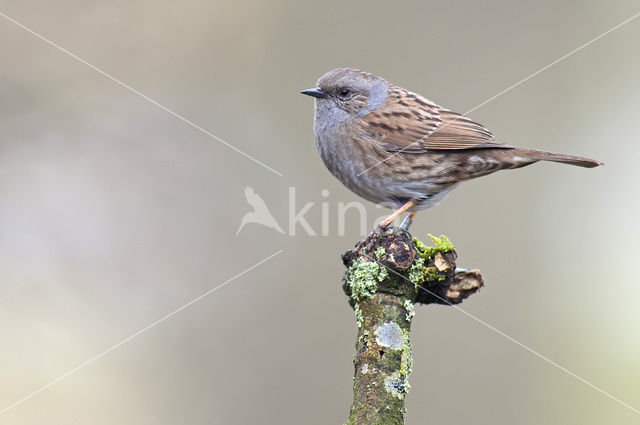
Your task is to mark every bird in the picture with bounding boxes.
[301,67,601,233]
[236,186,285,235]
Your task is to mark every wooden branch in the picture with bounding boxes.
[341,227,483,425]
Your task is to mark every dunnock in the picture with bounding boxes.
[301,68,601,230]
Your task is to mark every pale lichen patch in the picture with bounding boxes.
[354,304,364,328]
[346,258,388,302]
[400,329,413,377]
[403,300,415,321]
[408,257,426,285]
[375,322,403,349]
[384,372,411,399]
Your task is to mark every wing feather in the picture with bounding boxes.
[365,87,513,153]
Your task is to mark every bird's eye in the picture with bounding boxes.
[338,88,351,98]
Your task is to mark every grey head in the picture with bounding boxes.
[301,68,389,134]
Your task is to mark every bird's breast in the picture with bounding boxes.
[314,123,393,206]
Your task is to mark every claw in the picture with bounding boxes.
[355,225,383,254]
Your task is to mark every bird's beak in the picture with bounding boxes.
[300,87,327,99]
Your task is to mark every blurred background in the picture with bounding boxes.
[1,1,639,424]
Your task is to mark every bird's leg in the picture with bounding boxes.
[379,200,416,228]
[355,200,416,253]
[399,212,416,231]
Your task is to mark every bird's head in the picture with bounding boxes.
[301,68,389,131]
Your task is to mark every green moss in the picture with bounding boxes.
[431,234,454,251]
[409,261,447,286]
[374,246,385,260]
[424,266,447,282]
[413,234,455,259]
[409,234,454,284]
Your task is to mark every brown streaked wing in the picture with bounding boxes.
[365,88,514,152]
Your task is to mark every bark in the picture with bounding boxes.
[341,227,483,425]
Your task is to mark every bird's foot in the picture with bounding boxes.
[355,224,387,254]
[399,215,413,231]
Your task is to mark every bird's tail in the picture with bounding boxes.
[521,149,603,168]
